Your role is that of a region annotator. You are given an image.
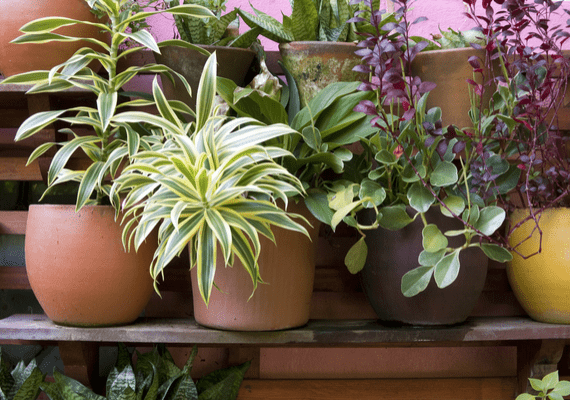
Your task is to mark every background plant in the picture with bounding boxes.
[2,0,214,211]
[0,348,44,400]
[41,344,250,400]
[516,371,570,400]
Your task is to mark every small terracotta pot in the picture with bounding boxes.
[0,0,106,77]
[361,207,489,325]
[279,41,364,107]
[191,201,320,331]
[507,208,570,323]
[25,205,156,327]
[410,47,498,129]
[154,45,256,111]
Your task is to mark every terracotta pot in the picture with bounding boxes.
[410,47,497,129]
[507,208,570,323]
[0,0,106,77]
[361,207,489,325]
[279,41,364,108]
[25,205,156,327]
[154,45,256,111]
[191,202,320,331]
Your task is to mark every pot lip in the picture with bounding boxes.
[28,204,114,210]
[156,44,256,55]
[414,47,486,57]
[279,41,358,50]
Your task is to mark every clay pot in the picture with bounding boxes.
[279,41,364,108]
[507,208,570,323]
[154,45,256,111]
[361,207,489,325]
[191,202,320,331]
[410,47,497,129]
[25,205,156,327]
[0,0,106,77]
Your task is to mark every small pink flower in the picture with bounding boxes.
[517,164,526,170]
[393,145,404,159]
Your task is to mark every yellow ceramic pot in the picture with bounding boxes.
[507,208,570,323]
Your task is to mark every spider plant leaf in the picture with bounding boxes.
[47,136,101,186]
[76,161,106,211]
[195,52,217,132]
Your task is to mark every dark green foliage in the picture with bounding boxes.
[0,348,44,400]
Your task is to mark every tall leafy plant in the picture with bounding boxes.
[112,52,310,304]
[2,0,214,211]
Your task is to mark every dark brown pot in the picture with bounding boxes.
[191,202,320,331]
[154,45,256,111]
[361,207,488,325]
[410,48,497,129]
[25,205,156,327]
[279,41,364,108]
[0,0,106,77]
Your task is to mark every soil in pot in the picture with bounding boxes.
[190,201,320,331]
[361,207,489,326]
[25,204,157,327]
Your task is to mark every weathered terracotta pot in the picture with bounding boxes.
[507,208,570,323]
[410,47,497,129]
[191,202,320,331]
[0,0,105,77]
[279,41,364,108]
[25,205,156,327]
[154,45,256,111]
[361,207,489,325]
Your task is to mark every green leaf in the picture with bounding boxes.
[475,206,505,236]
[301,126,322,151]
[304,190,333,226]
[195,52,217,132]
[76,161,106,211]
[122,30,160,53]
[407,183,435,213]
[543,371,560,390]
[196,226,217,305]
[97,92,118,133]
[377,206,413,230]
[344,237,367,274]
[290,0,319,41]
[48,136,101,186]
[515,393,535,400]
[196,361,250,400]
[401,266,434,297]
[359,179,386,208]
[553,380,570,396]
[434,250,460,289]
[375,149,398,165]
[440,195,465,217]
[480,243,513,262]
[14,110,66,141]
[422,224,448,252]
[430,161,458,187]
[418,249,446,266]
[237,7,294,43]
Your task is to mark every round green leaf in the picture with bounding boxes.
[377,206,414,230]
[480,243,513,262]
[407,182,435,213]
[430,161,458,187]
[434,250,460,289]
[418,249,446,266]
[360,179,386,208]
[344,237,368,274]
[440,195,465,217]
[475,206,506,236]
[422,224,448,252]
[401,266,434,297]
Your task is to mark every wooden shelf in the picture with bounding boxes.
[0,314,568,346]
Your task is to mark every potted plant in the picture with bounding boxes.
[460,0,570,324]
[322,0,515,325]
[153,0,260,110]
[1,0,216,326]
[237,0,398,107]
[111,51,318,331]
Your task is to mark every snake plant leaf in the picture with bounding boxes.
[434,250,460,289]
[407,182,435,213]
[237,7,294,44]
[430,161,458,187]
[196,361,251,400]
[422,224,448,253]
[120,5,214,29]
[401,266,434,297]
[475,206,506,236]
[291,0,319,41]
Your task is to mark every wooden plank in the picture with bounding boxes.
[1,315,570,346]
[0,266,29,290]
[58,341,102,392]
[0,158,42,181]
[236,378,517,400]
[0,211,27,234]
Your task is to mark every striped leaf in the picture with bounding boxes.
[47,136,101,185]
[291,0,319,41]
[14,110,66,141]
[76,161,106,211]
[97,92,118,133]
[237,7,295,43]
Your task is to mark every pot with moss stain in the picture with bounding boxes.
[279,41,365,108]
[0,0,106,77]
[25,205,157,327]
[361,207,489,326]
[191,202,320,331]
[507,208,570,324]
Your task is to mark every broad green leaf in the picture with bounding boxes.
[475,206,506,236]
[401,266,434,297]
[377,206,414,230]
[480,243,513,262]
[441,195,465,218]
[304,191,333,225]
[543,370,559,391]
[422,224,448,252]
[360,179,386,208]
[553,380,570,396]
[514,393,535,400]
[375,149,398,165]
[430,161,458,187]
[344,237,367,274]
[196,361,250,400]
[290,0,319,40]
[418,249,446,266]
[434,250,460,288]
[237,7,294,43]
[301,126,322,151]
[407,183,435,213]
[331,200,362,230]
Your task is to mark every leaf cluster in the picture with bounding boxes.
[0,348,44,400]
[517,371,570,400]
[41,344,250,400]
[2,0,215,212]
